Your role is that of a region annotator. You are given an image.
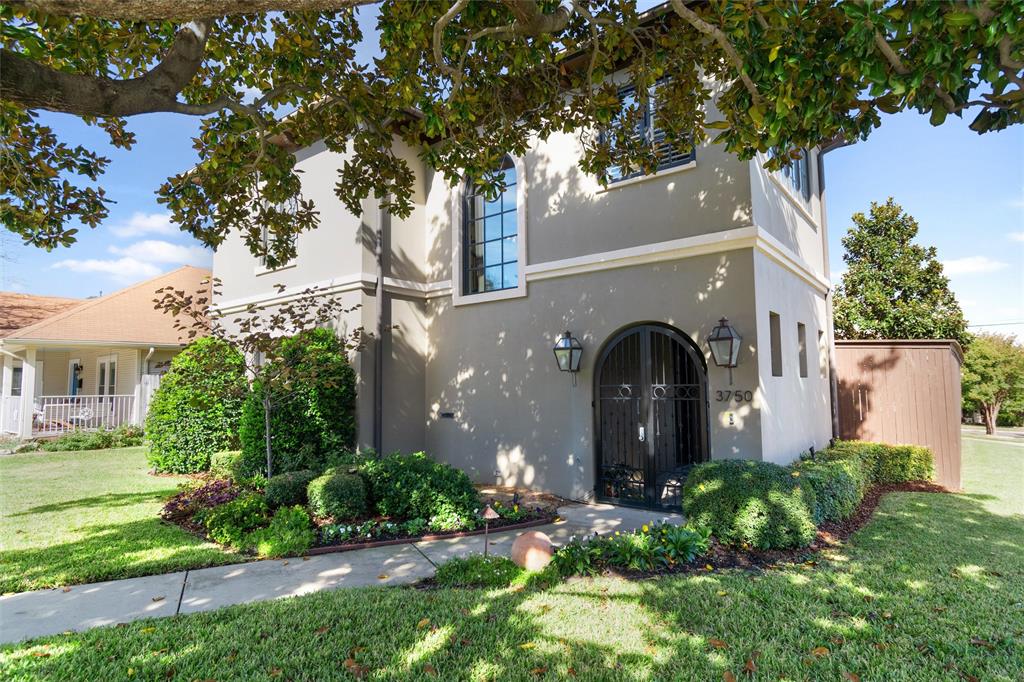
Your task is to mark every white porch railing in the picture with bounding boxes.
[31,395,136,437]
[1,396,19,435]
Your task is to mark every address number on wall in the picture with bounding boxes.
[715,390,754,402]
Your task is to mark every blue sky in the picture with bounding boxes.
[2,9,1022,338]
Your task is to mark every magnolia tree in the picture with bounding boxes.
[153,278,363,477]
[2,1,1022,264]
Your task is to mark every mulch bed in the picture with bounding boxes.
[605,481,949,580]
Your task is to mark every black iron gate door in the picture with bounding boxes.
[595,324,709,509]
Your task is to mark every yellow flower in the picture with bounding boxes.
[513,504,519,512]
[791,471,801,477]
[642,524,649,533]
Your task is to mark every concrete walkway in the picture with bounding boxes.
[0,503,679,644]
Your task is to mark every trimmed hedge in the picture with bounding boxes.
[681,460,818,550]
[247,506,315,558]
[307,472,367,521]
[361,452,479,531]
[265,469,317,508]
[146,338,247,473]
[239,328,357,477]
[791,457,868,523]
[209,450,245,481]
[816,440,934,484]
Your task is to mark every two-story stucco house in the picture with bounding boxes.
[213,92,835,510]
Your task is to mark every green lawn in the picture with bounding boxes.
[2,440,1022,681]
[0,447,239,593]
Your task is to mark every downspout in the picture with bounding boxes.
[818,137,853,441]
[373,195,389,456]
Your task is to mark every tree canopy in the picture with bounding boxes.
[832,198,971,347]
[962,332,1024,435]
[2,1,1022,264]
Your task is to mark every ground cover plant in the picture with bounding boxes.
[0,447,239,593]
[38,424,144,452]
[3,440,1019,681]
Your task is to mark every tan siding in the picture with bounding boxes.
[834,340,962,490]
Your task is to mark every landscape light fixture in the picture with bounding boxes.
[707,317,742,384]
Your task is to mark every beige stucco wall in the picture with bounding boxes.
[752,251,832,464]
[749,151,826,274]
[420,250,763,501]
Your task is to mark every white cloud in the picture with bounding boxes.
[108,212,178,238]
[1008,231,1024,243]
[108,240,211,265]
[941,256,1009,276]
[51,257,161,283]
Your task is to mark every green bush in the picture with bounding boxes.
[40,429,111,452]
[790,458,867,523]
[361,452,479,530]
[307,472,367,521]
[238,328,357,478]
[265,469,317,508]
[247,506,315,558]
[817,440,934,484]
[109,424,144,448]
[145,337,247,473]
[209,450,245,481]
[435,555,524,588]
[553,522,711,576]
[199,492,270,547]
[681,460,818,550]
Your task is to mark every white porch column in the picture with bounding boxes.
[0,353,12,433]
[19,348,36,438]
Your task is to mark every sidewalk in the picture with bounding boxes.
[0,503,680,644]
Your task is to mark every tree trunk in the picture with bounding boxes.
[983,402,1000,436]
[263,394,274,478]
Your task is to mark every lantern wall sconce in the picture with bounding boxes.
[707,317,742,384]
[553,330,583,385]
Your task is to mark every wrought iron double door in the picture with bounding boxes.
[595,325,709,509]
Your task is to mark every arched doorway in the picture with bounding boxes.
[594,324,709,509]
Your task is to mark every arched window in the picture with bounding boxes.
[462,156,519,294]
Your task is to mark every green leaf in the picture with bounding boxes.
[748,104,765,126]
[769,45,781,63]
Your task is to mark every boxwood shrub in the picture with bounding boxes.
[817,440,934,484]
[790,457,868,523]
[247,506,315,558]
[265,469,317,508]
[307,471,367,521]
[209,450,245,481]
[238,328,357,477]
[198,492,269,548]
[146,338,247,473]
[681,459,818,550]
[360,452,479,531]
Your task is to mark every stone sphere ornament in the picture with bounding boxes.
[511,530,554,571]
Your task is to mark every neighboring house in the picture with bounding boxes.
[0,292,83,338]
[0,266,209,439]
[213,89,835,510]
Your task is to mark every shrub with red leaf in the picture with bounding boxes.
[162,480,241,524]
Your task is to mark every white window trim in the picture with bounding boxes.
[451,154,528,307]
[763,150,819,228]
[594,159,697,193]
[97,353,118,396]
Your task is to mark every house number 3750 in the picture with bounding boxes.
[715,390,753,402]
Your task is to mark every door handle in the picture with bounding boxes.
[638,425,646,442]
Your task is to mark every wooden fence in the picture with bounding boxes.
[834,340,963,490]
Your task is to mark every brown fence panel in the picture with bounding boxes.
[834,340,963,490]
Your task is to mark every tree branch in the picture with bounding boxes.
[669,0,762,107]
[12,0,373,21]
[2,20,213,116]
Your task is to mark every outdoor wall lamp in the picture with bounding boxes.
[707,317,742,384]
[553,331,583,385]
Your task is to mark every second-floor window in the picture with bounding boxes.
[606,83,695,183]
[462,156,519,294]
[778,149,811,201]
[259,195,299,269]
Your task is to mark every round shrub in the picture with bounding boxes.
[682,460,818,550]
[307,472,367,521]
[146,337,247,473]
[239,328,357,477]
[360,452,479,531]
[265,469,317,508]
[210,450,245,481]
[247,506,316,558]
[198,492,270,548]
[790,458,867,523]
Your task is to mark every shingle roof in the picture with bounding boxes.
[3,266,211,346]
[0,292,83,338]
